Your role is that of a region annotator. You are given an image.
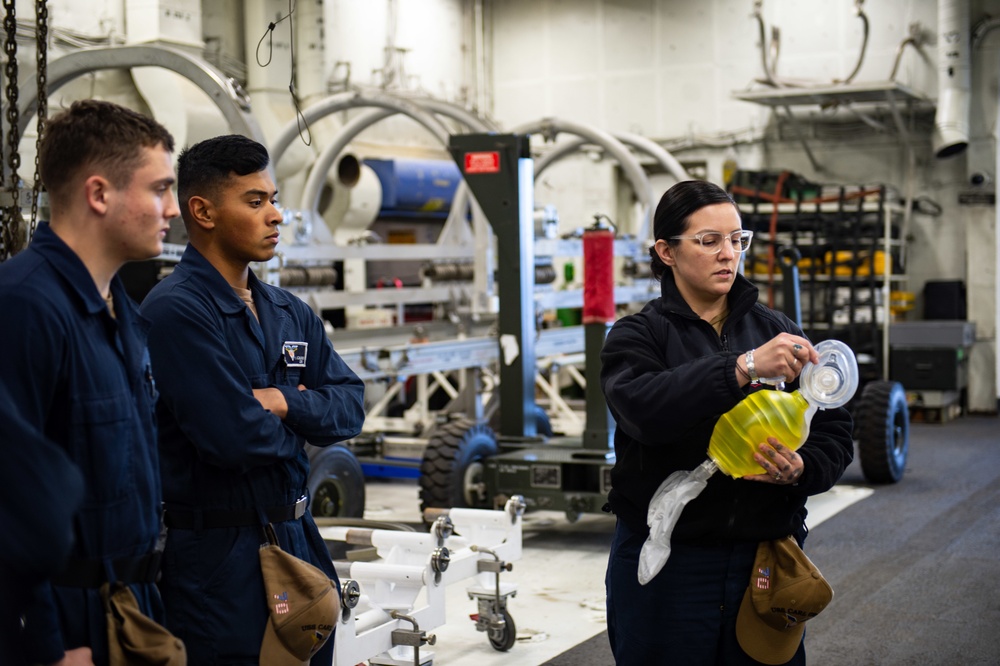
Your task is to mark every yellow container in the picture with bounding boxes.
[824,250,891,277]
[889,290,915,316]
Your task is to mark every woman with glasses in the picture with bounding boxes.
[600,180,854,664]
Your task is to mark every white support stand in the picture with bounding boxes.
[321,497,525,666]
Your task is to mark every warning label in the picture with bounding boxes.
[958,191,996,205]
[464,151,500,174]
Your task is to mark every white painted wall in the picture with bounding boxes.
[491,0,936,136]
[18,0,997,407]
[325,0,467,96]
[44,0,123,40]
[488,0,997,409]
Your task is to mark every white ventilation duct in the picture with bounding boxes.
[933,0,971,158]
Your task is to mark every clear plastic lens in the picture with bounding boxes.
[669,230,753,254]
[696,231,752,254]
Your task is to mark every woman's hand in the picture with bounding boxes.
[740,332,818,384]
[743,437,804,485]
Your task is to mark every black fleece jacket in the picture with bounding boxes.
[601,272,854,543]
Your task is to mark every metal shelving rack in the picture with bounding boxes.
[736,186,904,384]
[729,79,931,388]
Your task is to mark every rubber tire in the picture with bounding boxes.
[856,380,909,484]
[418,418,498,512]
[488,610,517,652]
[306,445,366,518]
[489,403,554,438]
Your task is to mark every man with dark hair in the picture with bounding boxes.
[0,99,179,665]
[141,134,364,663]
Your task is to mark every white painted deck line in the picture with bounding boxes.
[345,480,871,666]
[805,484,874,528]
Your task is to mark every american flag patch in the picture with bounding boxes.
[755,566,771,590]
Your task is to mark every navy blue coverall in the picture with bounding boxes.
[0,223,166,665]
[0,381,84,665]
[140,244,365,664]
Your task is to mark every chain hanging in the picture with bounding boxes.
[1,0,21,260]
[30,0,47,238]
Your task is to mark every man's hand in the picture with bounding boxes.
[49,647,95,666]
[252,385,306,420]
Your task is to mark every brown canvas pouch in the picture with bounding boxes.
[258,524,339,665]
[102,582,186,666]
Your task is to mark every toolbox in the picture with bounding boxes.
[890,347,968,391]
[888,321,975,348]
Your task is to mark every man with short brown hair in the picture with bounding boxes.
[0,99,179,665]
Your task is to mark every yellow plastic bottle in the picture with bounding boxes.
[708,340,859,479]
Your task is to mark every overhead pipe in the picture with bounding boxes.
[243,0,295,141]
[409,96,501,132]
[933,0,971,158]
[839,0,870,84]
[752,0,783,87]
[323,152,384,240]
[273,93,458,175]
[753,0,869,87]
[533,131,690,187]
[294,0,327,103]
[14,45,265,143]
[972,16,1000,408]
[447,118,656,241]
[419,262,556,285]
[299,106,396,221]
[889,23,930,82]
[291,95,497,243]
[516,119,654,240]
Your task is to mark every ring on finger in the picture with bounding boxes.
[773,471,782,482]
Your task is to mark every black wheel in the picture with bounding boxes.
[418,418,498,512]
[488,403,553,438]
[488,610,517,652]
[306,445,366,518]
[856,380,909,484]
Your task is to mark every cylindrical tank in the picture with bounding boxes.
[363,158,461,217]
[583,225,615,324]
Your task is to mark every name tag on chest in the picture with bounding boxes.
[282,341,308,367]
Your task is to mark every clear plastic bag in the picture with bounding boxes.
[637,459,717,585]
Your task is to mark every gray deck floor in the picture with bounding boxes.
[542,415,1000,666]
[353,414,1000,665]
